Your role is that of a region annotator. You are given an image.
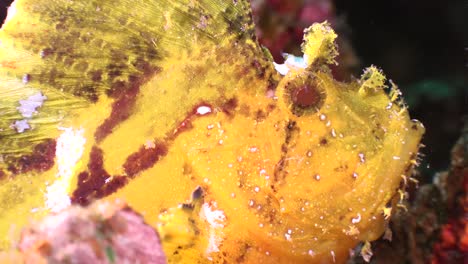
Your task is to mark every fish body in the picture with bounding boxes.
[0,0,423,263]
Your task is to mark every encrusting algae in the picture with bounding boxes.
[0,0,424,263]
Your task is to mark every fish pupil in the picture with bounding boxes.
[283,76,325,117]
[292,84,320,108]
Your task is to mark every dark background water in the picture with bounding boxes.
[0,0,466,180]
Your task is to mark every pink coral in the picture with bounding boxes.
[19,201,166,264]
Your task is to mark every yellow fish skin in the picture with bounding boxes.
[0,0,424,263]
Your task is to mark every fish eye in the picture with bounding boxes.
[279,72,326,117]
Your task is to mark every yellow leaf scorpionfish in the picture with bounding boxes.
[0,0,424,263]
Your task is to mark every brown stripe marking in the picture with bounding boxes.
[94,66,161,142]
[273,120,299,185]
[220,97,238,117]
[123,143,168,177]
[7,139,57,174]
[71,146,128,206]
[172,102,213,139]
[73,98,239,204]
[94,77,141,142]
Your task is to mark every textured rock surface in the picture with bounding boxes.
[18,201,166,264]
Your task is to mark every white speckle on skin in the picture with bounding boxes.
[45,182,71,213]
[202,202,226,228]
[196,105,212,115]
[17,92,47,118]
[13,92,47,133]
[200,202,226,256]
[56,127,86,178]
[358,153,366,163]
[46,127,86,212]
[12,119,30,133]
[351,213,362,224]
[249,146,258,153]
[144,140,156,149]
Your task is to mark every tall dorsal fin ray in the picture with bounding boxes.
[0,0,275,158]
[0,0,257,100]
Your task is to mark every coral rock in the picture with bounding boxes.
[19,201,166,264]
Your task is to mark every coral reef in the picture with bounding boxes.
[431,122,467,263]
[4,201,166,263]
